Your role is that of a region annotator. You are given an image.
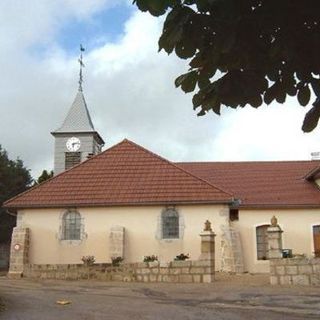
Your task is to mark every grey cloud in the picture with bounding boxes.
[1,3,320,180]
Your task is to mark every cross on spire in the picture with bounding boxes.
[78,44,85,92]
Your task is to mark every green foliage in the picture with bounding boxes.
[0,145,32,243]
[143,255,158,262]
[81,255,95,265]
[174,253,190,261]
[35,170,53,185]
[134,0,320,132]
[111,256,124,267]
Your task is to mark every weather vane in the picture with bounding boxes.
[78,44,85,92]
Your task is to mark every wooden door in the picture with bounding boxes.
[313,225,320,258]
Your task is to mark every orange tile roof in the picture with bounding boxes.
[4,140,233,209]
[178,161,320,208]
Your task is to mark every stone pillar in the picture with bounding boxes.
[199,220,216,261]
[109,226,125,260]
[199,220,216,282]
[267,216,283,259]
[8,227,30,278]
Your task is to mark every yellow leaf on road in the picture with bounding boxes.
[56,300,71,305]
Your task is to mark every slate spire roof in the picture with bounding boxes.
[4,139,233,209]
[53,90,95,133]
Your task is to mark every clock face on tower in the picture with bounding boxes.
[66,137,81,152]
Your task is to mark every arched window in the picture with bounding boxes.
[256,225,269,260]
[62,210,81,240]
[162,208,179,239]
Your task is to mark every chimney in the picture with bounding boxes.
[311,152,320,160]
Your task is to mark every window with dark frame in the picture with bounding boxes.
[62,210,81,240]
[313,225,320,258]
[162,208,179,239]
[65,152,81,170]
[229,209,239,221]
[256,225,269,260]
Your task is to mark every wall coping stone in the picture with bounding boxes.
[171,260,191,268]
[23,258,215,283]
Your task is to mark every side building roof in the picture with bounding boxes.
[178,161,320,209]
[4,140,233,209]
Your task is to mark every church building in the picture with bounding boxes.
[4,51,320,276]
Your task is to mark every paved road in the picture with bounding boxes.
[0,274,320,320]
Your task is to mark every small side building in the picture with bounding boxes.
[180,161,320,273]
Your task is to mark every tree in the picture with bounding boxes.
[134,0,320,132]
[0,146,32,243]
[35,170,53,185]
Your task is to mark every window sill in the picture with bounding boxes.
[160,238,181,243]
[255,259,270,264]
[59,239,83,246]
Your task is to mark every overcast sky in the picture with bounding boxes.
[1,0,320,179]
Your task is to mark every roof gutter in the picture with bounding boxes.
[4,198,234,210]
[238,203,320,210]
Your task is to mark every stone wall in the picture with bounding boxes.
[267,216,320,286]
[9,219,216,283]
[270,257,320,286]
[8,227,30,278]
[23,259,214,283]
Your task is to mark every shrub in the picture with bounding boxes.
[111,256,124,267]
[81,255,95,265]
[174,253,190,261]
[143,255,158,262]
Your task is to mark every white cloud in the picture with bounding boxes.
[0,1,319,180]
[0,1,121,50]
[212,103,309,161]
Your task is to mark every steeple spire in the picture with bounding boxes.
[51,44,105,175]
[78,44,85,92]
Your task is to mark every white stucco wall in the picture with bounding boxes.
[233,208,320,273]
[17,204,229,270]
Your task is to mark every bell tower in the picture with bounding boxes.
[51,45,104,175]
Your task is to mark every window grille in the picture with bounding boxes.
[162,208,179,239]
[256,225,269,260]
[62,210,81,240]
[65,152,81,170]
